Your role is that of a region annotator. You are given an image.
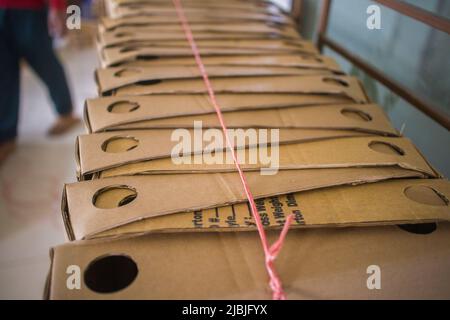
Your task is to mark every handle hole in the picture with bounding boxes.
[341,108,372,122]
[107,101,140,113]
[93,185,137,209]
[102,136,139,153]
[368,141,405,156]
[84,254,138,293]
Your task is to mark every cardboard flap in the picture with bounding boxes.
[100,42,322,67]
[96,65,331,94]
[103,75,369,104]
[106,38,309,49]
[111,0,280,11]
[77,128,374,178]
[85,95,365,132]
[109,6,292,25]
[49,222,450,299]
[85,98,391,132]
[95,179,450,239]
[106,1,282,23]
[98,24,300,47]
[101,49,341,70]
[100,22,296,33]
[99,32,310,49]
[77,136,435,178]
[63,167,430,239]
[112,105,397,134]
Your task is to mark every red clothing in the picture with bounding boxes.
[0,0,66,11]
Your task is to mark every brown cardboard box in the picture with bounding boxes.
[86,104,396,133]
[76,136,431,179]
[98,24,302,48]
[113,107,393,131]
[84,95,362,132]
[62,166,445,240]
[96,74,369,102]
[47,222,450,299]
[105,0,285,18]
[100,52,341,70]
[98,34,314,52]
[63,178,450,240]
[98,35,311,51]
[95,66,333,95]
[108,6,293,25]
[93,178,450,239]
[76,128,374,179]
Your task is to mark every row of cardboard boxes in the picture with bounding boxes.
[45,0,450,299]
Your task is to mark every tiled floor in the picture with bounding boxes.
[0,38,98,299]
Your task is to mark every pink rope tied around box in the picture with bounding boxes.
[172,0,294,300]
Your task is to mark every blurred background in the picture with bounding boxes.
[0,0,448,299]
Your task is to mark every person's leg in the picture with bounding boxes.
[13,9,79,135]
[0,10,19,163]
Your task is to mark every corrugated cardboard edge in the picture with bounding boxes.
[75,136,81,180]
[66,173,436,240]
[356,79,371,103]
[411,142,443,178]
[43,247,54,300]
[95,69,114,96]
[82,100,93,134]
[61,186,76,241]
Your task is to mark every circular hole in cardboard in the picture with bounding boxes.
[323,77,349,87]
[93,185,137,209]
[404,185,449,206]
[368,141,405,156]
[107,101,140,113]
[102,136,139,153]
[84,254,138,293]
[341,108,372,122]
[397,223,437,235]
[114,68,142,77]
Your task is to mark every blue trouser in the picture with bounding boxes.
[0,8,73,143]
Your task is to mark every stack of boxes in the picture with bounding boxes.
[46,0,450,299]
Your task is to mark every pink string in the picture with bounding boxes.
[172,0,294,300]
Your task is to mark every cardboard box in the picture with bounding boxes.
[62,165,445,240]
[105,0,285,18]
[96,65,334,96]
[108,6,293,25]
[99,45,325,68]
[83,104,396,133]
[47,222,450,299]
[76,128,375,179]
[100,51,342,70]
[63,177,450,240]
[76,135,433,179]
[91,178,450,239]
[98,24,302,48]
[84,94,364,132]
[97,31,314,50]
[96,74,369,102]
